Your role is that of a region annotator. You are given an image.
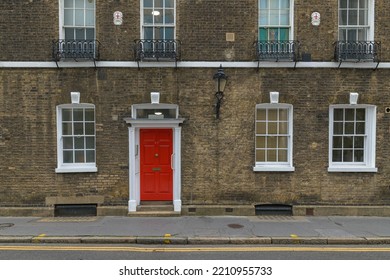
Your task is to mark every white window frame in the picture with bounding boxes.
[140,0,176,40]
[328,104,377,172]
[59,0,96,40]
[253,103,294,172]
[338,0,375,41]
[56,103,97,173]
[258,0,294,41]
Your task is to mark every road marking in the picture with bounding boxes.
[0,245,389,253]
[31,234,46,243]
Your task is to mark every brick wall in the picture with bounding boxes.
[1,67,390,207]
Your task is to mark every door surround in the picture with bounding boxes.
[124,103,184,213]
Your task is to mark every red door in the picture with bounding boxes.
[140,129,173,201]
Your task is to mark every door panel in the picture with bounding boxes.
[140,129,173,200]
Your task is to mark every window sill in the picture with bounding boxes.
[328,166,377,173]
[253,166,295,172]
[55,166,98,173]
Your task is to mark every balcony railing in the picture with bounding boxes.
[134,39,181,67]
[52,39,100,66]
[334,41,380,63]
[254,40,300,63]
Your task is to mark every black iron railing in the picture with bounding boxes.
[52,39,100,63]
[334,41,380,62]
[134,39,181,65]
[254,40,300,62]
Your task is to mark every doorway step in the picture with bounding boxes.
[128,201,180,217]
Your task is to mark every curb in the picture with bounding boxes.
[1,236,390,245]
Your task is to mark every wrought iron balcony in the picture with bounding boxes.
[134,39,181,67]
[334,41,380,63]
[254,40,300,63]
[52,39,100,66]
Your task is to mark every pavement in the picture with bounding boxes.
[0,215,390,245]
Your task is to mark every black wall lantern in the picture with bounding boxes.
[213,64,228,119]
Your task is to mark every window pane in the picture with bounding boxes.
[86,137,95,149]
[63,137,73,149]
[86,28,94,40]
[333,136,343,148]
[343,150,353,162]
[349,0,358,8]
[62,123,73,135]
[85,123,95,135]
[356,109,365,120]
[86,150,95,163]
[333,150,342,162]
[354,150,364,162]
[144,27,153,39]
[260,0,268,9]
[86,0,94,9]
[340,0,348,9]
[75,137,85,149]
[270,0,279,9]
[85,109,94,121]
[155,0,163,8]
[75,0,84,9]
[359,0,367,8]
[267,150,277,162]
[165,9,174,24]
[260,10,269,25]
[268,122,278,134]
[64,9,74,25]
[86,10,94,26]
[63,151,73,163]
[154,9,163,24]
[279,122,288,134]
[257,109,267,120]
[355,136,364,148]
[75,28,85,40]
[165,0,174,8]
[269,10,279,25]
[73,109,84,121]
[64,0,73,8]
[62,109,72,121]
[75,151,85,163]
[279,28,289,40]
[345,109,355,121]
[340,10,348,25]
[280,0,289,9]
[334,109,344,121]
[280,10,289,25]
[268,136,277,148]
[356,122,365,134]
[278,136,288,148]
[259,28,268,41]
[256,136,266,148]
[345,122,354,134]
[256,122,267,134]
[279,109,288,121]
[344,136,353,148]
[144,0,153,8]
[75,9,84,26]
[359,10,367,25]
[144,9,153,24]
[348,10,358,25]
[334,122,343,134]
[256,150,266,162]
[278,150,288,162]
[74,123,84,135]
[268,109,278,121]
[165,27,174,39]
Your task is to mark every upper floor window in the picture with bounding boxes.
[253,97,294,172]
[259,0,293,41]
[142,0,175,41]
[338,0,374,41]
[328,104,377,172]
[56,99,97,173]
[62,0,95,41]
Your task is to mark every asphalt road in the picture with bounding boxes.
[0,244,389,260]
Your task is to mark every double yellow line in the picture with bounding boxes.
[0,245,389,253]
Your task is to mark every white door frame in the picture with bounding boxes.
[124,119,184,212]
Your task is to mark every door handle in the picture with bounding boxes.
[171,153,174,170]
[152,167,161,172]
